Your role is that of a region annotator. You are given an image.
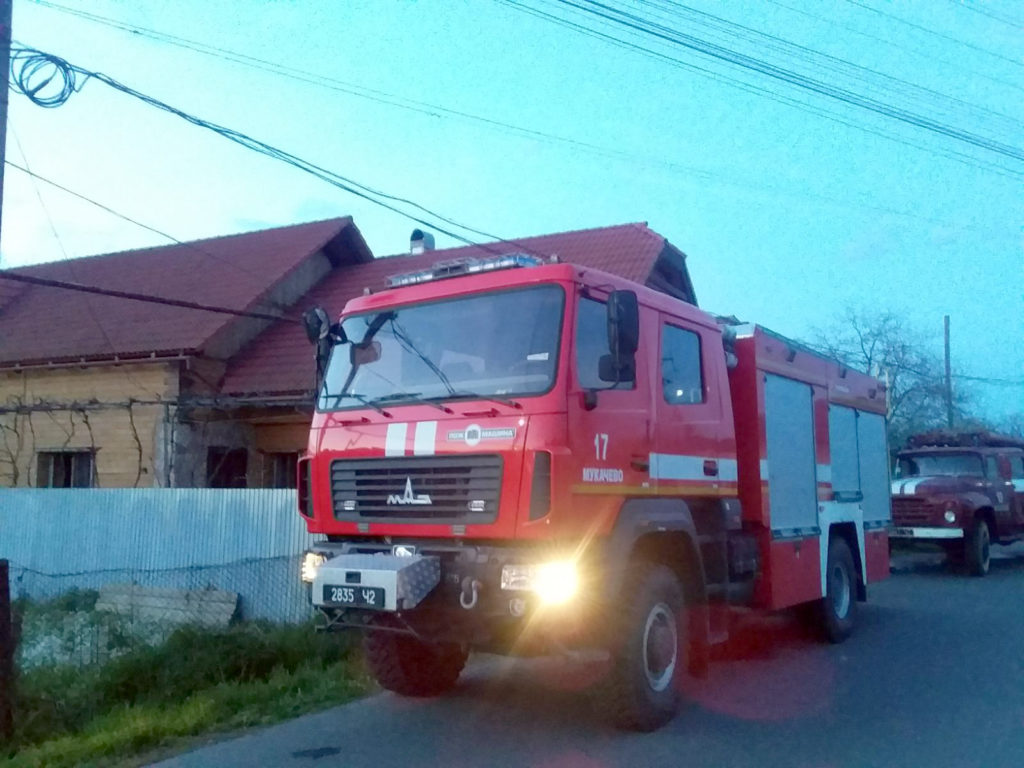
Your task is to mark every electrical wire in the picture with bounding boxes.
[548,0,1024,163]
[30,0,1009,228]
[9,44,550,261]
[496,0,1022,179]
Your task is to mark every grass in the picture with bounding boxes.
[4,620,371,768]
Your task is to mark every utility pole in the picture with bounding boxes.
[943,315,954,429]
[0,560,12,742]
[0,0,12,262]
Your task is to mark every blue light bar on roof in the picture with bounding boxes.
[386,253,544,288]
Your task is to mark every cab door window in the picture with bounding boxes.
[661,324,704,405]
[575,296,634,390]
[985,456,1000,480]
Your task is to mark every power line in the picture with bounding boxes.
[10,44,552,261]
[647,0,1024,135]
[944,0,1024,29]
[843,0,1024,68]
[549,0,1024,163]
[764,0,1024,96]
[3,159,297,306]
[10,126,68,260]
[31,0,999,228]
[0,269,297,323]
[497,0,1022,179]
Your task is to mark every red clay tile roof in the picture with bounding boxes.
[0,218,366,368]
[221,222,671,396]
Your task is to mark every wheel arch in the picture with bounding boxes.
[975,506,997,539]
[827,521,865,602]
[603,498,709,665]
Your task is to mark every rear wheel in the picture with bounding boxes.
[818,537,857,644]
[363,631,467,697]
[599,563,687,731]
[965,518,991,577]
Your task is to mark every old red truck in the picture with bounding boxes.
[297,251,891,730]
[891,430,1024,576]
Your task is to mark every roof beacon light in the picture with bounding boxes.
[386,253,543,288]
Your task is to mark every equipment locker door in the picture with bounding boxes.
[763,374,818,534]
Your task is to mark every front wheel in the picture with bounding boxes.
[818,537,857,644]
[965,518,991,577]
[363,631,467,697]
[598,563,687,731]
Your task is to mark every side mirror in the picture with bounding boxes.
[607,290,639,359]
[302,307,330,345]
[350,341,382,367]
[598,353,635,383]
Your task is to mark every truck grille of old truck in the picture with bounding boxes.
[330,455,503,523]
[891,497,933,525]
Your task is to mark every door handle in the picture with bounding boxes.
[703,459,719,477]
[631,455,650,472]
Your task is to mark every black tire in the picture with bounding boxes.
[363,631,467,697]
[965,518,991,577]
[599,563,687,732]
[818,537,857,644]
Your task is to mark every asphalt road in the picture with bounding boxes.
[155,546,1024,768]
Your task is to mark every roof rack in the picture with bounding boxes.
[906,429,1024,449]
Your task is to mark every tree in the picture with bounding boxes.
[812,309,972,450]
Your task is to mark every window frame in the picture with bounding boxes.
[660,321,705,406]
[35,450,96,488]
[574,294,635,391]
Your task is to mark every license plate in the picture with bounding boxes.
[892,527,915,537]
[323,585,386,609]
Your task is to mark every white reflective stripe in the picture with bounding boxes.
[816,464,832,483]
[648,453,737,482]
[760,459,769,477]
[1011,479,1024,492]
[385,423,408,456]
[891,476,934,495]
[413,421,437,456]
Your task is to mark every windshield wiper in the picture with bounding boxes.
[370,392,453,413]
[442,391,522,410]
[323,392,391,417]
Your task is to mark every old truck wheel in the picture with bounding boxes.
[818,537,857,644]
[363,631,467,697]
[965,518,991,577]
[600,563,686,731]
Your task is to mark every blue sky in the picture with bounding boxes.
[3,0,1022,420]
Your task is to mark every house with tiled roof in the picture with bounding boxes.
[0,218,695,488]
[0,217,372,488]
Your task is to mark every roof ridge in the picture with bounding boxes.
[6,216,353,273]
[378,221,653,259]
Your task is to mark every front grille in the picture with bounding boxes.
[331,455,502,524]
[891,497,935,525]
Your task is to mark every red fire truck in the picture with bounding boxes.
[297,252,891,730]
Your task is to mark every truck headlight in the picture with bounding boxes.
[944,510,957,523]
[301,551,327,583]
[500,560,578,605]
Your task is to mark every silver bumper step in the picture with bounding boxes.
[313,554,441,611]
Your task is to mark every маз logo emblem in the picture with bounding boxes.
[387,477,432,505]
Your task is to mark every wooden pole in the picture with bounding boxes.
[0,560,13,742]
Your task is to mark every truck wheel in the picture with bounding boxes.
[965,519,991,577]
[818,537,857,644]
[363,631,467,697]
[599,563,686,732]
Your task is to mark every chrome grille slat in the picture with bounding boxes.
[331,455,502,524]
[892,497,934,525]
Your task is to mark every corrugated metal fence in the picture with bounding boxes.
[0,489,322,623]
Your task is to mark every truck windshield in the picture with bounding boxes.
[896,453,983,478]
[318,285,564,410]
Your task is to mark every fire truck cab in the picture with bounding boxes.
[298,253,891,730]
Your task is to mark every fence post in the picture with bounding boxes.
[0,560,12,741]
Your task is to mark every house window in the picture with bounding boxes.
[661,324,704,404]
[267,452,299,489]
[207,447,249,488]
[37,451,95,488]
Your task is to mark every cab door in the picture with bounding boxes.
[564,290,655,538]
[987,455,1014,531]
[1003,454,1024,529]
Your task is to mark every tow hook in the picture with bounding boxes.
[459,578,482,610]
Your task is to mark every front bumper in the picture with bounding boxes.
[891,526,964,540]
[302,540,593,650]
